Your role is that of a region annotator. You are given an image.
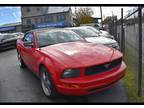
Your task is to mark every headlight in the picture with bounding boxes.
[112,43,120,50]
[106,43,120,50]
[62,69,80,78]
[107,35,114,39]
[109,36,114,39]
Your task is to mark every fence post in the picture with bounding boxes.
[117,33,120,45]
[115,16,117,40]
[121,8,125,54]
[112,16,115,36]
[138,6,142,97]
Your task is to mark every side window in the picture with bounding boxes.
[27,19,31,24]
[57,15,66,21]
[23,33,34,43]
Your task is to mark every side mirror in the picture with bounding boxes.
[24,41,34,47]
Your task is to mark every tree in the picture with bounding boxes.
[74,8,94,26]
[102,16,113,25]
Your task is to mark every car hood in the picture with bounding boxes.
[41,42,122,68]
[85,36,116,45]
[100,30,109,35]
[99,33,114,39]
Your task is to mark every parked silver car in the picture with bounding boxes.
[81,26,114,39]
[0,33,24,51]
[66,26,119,50]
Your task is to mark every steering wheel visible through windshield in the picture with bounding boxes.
[36,30,84,48]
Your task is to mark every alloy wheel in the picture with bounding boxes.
[41,71,52,96]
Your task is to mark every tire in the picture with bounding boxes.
[40,66,58,99]
[17,51,26,68]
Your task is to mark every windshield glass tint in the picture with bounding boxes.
[72,28,98,38]
[86,27,101,34]
[36,30,83,47]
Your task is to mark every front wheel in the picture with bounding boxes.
[17,51,26,68]
[40,66,58,99]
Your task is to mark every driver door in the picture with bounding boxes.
[22,32,36,71]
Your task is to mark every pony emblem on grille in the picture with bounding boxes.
[104,63,111,68]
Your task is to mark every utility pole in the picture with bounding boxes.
[75,6,77,14]
[112,11,115,36]
[100,6,103,29]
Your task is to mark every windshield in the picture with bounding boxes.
[86,26,102,34]
[36,30,83,48]
[71,28,99,38]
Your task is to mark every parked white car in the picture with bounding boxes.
[67,26,119,50]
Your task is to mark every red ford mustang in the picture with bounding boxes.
[16,28,126,98]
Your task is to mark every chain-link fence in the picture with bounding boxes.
[120,8,139,96]
[108,7,144,96]
[141,7,144,96]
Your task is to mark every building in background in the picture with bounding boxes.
[21,6,73,30]
[0,22,22,33]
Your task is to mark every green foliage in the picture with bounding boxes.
[74,8,94,26]
[123,44,144,102]
[102,16,113,24]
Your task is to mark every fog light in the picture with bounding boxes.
[62,83,79,88]
[71,84,79,88]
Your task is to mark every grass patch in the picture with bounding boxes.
[123,44,144,102]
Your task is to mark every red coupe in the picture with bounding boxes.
[16,28,126,98]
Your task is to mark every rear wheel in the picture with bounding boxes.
[40,66,58,99]
[17,51,26,68]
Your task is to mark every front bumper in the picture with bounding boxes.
[0,40,16,50]
[56,62,126,96]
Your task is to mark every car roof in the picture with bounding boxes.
[27,27,55,33]
[66,26,92,30]
[28,27,75,34]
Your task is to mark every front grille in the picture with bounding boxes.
[85,58,122,76]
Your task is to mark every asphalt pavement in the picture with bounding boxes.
[0,49,128,103]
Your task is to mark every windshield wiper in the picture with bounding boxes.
[84,35,97,37]
[40,44,54,48]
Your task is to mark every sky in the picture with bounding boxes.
[0,6,135,26]
[0,6,21,26]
